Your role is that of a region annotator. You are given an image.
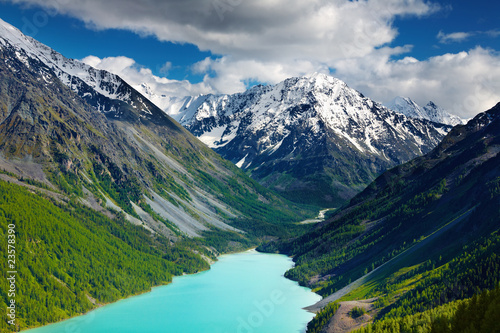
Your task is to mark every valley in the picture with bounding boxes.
[0,14,498,333]
[299,208,335,225]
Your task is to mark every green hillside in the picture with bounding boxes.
[261,103,500,332]
[0,30,316,332]
[0,179,213,332]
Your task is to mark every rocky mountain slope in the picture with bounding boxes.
[0,18,322,332]
[0,18,312,241]
[157,74,451,206]
[386,96,466,126]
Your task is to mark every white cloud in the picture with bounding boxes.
[9,0,438,63]
[333,47,500,118]
[437,29,500,44]
[81,48,500,119]
[15,0,498,118]
[486,30,500,38]
[192,56,328,94]
[437,31,474,44]
[81,54,324,98]
[159,61,173,75]
[82,55,136,73]
[81,55,214,98]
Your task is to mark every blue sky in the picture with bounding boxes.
[0,0,498,117]
[392,0,499,59]
[0,1,211,81]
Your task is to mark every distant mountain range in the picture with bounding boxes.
[139,74,452,206]
[386,96,466,126]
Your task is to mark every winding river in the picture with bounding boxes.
[25,249,321,333]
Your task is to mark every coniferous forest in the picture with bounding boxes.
[0,180,209,331]
[262,104,500,333]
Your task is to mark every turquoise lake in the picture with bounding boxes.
[25,249,321,333]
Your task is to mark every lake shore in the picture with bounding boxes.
[24,249,320,333]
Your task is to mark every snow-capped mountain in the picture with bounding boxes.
[0,18,166,124]
[386,96,466,126]
[0,18,452,206]
[0,17,314,238]
[163,73,452,206]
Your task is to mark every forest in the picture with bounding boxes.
[0,180,209,332]
[268,108,500,333]
[305,231,500,333]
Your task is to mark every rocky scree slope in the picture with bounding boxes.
[0,18,312,244]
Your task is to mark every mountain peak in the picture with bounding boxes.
[387,96,466,126]
[0,17,35,50]
[292,72,345,90]
[0,18,178,126]
[304,71,339,82]
[0,17,18,34]
[161,74,451,206]
[426,100,438,108]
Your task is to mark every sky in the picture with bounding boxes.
[0,0,499,118]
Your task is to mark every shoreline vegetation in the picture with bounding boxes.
[21,282,172,332]
[23,262,210,332]
[21,248,318,333]
[0,178,208,333]
[0,164,317,333]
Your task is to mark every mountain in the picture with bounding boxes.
[263,103,500,332]
[387,96,466,126]
[159,74,451,206]
[0,17,320,331]
[0,17,312,240]
[0,18,174,125]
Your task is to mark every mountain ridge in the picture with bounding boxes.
[0,17,313,240]
[263,102,500,332]
[151,73,452,206]
[386,96,466,126]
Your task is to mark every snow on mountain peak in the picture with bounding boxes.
[162,73,451,167]
[0,18,171,123]
[156,72,452,205]
[0,18,128,102]
[0,18,29,46]
[386,96,466,126]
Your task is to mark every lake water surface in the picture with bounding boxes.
[26,249,321,333]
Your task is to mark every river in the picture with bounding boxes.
[25,249,321,333]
